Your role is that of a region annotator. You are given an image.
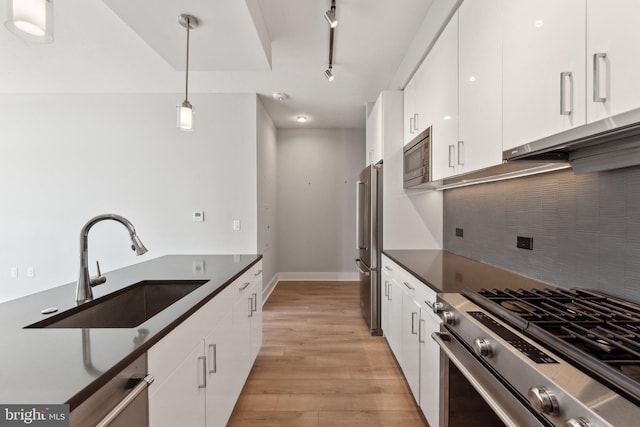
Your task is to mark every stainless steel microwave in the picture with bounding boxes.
[403,127,431,188]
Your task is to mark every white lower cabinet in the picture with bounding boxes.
[381,255,441,427]
[148,261,262,427]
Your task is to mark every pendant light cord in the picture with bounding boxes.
[185,16,191,103]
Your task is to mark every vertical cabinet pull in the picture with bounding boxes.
[411,312,418,335]
[388,282,392,300]
[419,319,425,343]
[198,356,207,389]
[208,344,217,374]
[251,293,257,312]
[448,145,456,168]
[384,280,389,297]
[457,141,465,166]
[593,52,607,102]
[409,116,415,134]
[560,71,573,115]
[413,113,419,132]
[248,297,254,317]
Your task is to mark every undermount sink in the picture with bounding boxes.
[26,280,208,329]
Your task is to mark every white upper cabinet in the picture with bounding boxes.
[502,0,586,151]
[366,95,383,165]
[586,0,640,123]
[427,15,459,181]
[403,62,428,146]
[458,0,503,174]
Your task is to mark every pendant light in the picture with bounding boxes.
[323,0,336,81]
[177,14,198,131]
[324,0,337,28]
[4,0,53,43]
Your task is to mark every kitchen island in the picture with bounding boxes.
[0,254,261,413]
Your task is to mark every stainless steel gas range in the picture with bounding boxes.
[431,287,640,427]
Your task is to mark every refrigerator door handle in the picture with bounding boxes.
[355,180,368,250]
[355,259,370,276]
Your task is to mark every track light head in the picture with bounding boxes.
[324,9,337,28]
[324,67,334,81]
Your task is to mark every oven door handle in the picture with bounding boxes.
[431,332,522,427]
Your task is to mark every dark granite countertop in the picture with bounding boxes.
[0,254,261,409]
[383,249,549,294]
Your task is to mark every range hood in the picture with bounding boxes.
[504,107,640,174]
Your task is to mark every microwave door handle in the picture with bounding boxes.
[356,181,366,250]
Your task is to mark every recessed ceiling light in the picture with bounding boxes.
[296,116,308,123]
[272,92,288,101]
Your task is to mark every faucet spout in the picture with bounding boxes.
[76,214,148,304]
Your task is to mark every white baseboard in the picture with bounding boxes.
[262,273,279,304]
[277,272,359,281]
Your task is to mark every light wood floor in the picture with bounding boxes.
[228,281,427,427]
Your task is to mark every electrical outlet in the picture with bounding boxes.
[455,228,464,237]
[517,236,533,250]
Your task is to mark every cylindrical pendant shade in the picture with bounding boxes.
[177,101,194,131]
[4,0,53,43]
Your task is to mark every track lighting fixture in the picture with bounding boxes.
[177,14,198,131]
[324,67,334,81]
[4,0,53,43]
[324,0,337,28]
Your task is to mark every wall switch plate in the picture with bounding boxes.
[192,211,204,222]
[517,236,533,250]
[233,219,241,231]
[10,267,17,278]
[455,228,464,237]
[27,267,34,277]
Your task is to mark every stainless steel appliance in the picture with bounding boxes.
[403,126,431,188]
[431,287,640,427]
[355,163,382,335]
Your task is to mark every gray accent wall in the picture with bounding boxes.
[443,166,640,303]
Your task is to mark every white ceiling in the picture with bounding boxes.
[0,0,434,128]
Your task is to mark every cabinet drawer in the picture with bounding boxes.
[232,262,262,302]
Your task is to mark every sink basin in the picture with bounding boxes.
[26,280,208,329]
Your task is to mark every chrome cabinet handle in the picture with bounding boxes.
[457,140,465,166]
[384,265,393,272]
[413,113,419,132]
[248,297,254,317]
[384,280,389,297]
[411,312,418,335]
[96,375,154,427]
[355,181,367,250]
[424,300,434,310]
[419,318,425,343]
[208,344,217,374]
[402,281,414,291]
[448,145,456,168]
[560,71,573,115]
[254,269,262,277]
[388,282,392,300]
[239,281,251,291]
[409,116,415,134]
[252,293,257,312]
[593,52,607,102]
[198,356,206,389]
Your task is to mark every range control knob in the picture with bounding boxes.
[528,386,559,415]
[442,311,455,325]
[563,418,591,427]
[473,338,492,357]
[432,302,445,313]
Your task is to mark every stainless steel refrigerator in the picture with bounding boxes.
[355,163,382,335]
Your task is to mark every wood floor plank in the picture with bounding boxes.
[227,281,427,427]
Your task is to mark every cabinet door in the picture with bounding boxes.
[381,269,391,337]
[419,307,441,427]
[403,76,418,145]
[502,0,586,150]
[149,341,206,427]
[249,279,263,364]
[426,15,459,181]
[586,0,640,123]
[366,97,383,165]
[401,286,421,400]
[387,278,404,360]
[231,280,252,394]
[458,0,503,174]
[204,311,235,427]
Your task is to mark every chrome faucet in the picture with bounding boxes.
[76,214,148,304]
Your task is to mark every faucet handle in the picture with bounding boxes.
[90,260,107,287]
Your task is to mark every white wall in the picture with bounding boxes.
[276,128,364,279]
[0,93,260,302]
[256,98,278,292]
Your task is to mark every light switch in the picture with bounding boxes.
[27,267,34,277]
[10,267,17,278]
[192,211,204,222]
[233,219,241,231]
